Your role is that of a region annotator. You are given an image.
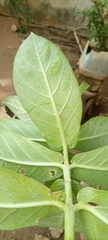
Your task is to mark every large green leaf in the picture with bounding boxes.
[0,118,45,141]
[76,116,108,151]
[3,96,31,121]
[75,188,108,240]
[0,129,63,182]
[13,32,82,151]
[71,146,108,189]
[0,167,64,230]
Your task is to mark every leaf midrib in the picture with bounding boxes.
[78,132,108,142]
[0,200,64,210]
[71,164,108,171]
[0,156,62,167]
[32,34,67,150]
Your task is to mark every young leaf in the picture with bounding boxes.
[3,96,31,121]
[0,129,63,182]
[79,82,90,95]
[75,188,108,240]
[0,167,64,230]
[50,179,82,204]
[75,116,108,151]
[71,145,108,189]
[0,118,45,141]
[13,32,82,151]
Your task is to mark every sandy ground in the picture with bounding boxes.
[0,15,22,104]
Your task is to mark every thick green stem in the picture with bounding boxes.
[63,149,75,240]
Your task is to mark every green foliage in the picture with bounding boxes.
[77,0,108,50]
[6,0,32,32]
[75,116,108,151]
[1,33,108,239]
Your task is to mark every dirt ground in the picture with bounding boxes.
[0,14,108,240]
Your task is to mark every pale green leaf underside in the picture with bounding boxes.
[0,118,45,141]
[13,32,82,151]
[3,96,31,121]
[76,116,108,151]
[0,129,63,181]
[0,167,64,230]
[71,146,108,189]
[76,210,108,240]
[75,188,108,240]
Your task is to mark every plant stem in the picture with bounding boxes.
[63,149,75,240]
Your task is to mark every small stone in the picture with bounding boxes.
[49,227,63,238]
[11,24,18,32]
[7,46,15,49]
[35,234,49,240]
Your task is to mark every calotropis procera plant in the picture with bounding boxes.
[0,33,108,240]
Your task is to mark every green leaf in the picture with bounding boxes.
[75,116,108,151]
[0,129,63,182]
[13,32,82,151]
[50,179,64,192]
[79,82,90,95]
[77,187,108,205]
[75,188,108,240]
[3,96,31,121]
[38,206,64,229]
[50,179,82,203]
[0,167,64,230]
[71,146,108,189]
[72,180,82,204]
[0,118,45,142]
